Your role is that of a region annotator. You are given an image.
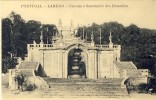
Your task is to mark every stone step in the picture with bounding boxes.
[43,88,128,93]
[43,78,125,84]
[41,78,129,98]
[48,84,122,89]
[42,90,129,98]
[44,84,128,91]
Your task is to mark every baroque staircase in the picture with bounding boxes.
[41,78,130,98]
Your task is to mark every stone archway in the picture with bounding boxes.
[68,48,87,78]
[64,44,89,78]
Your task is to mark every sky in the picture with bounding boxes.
[1,0,156,29]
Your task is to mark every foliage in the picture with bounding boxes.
[126,84,148,93]
[1,11,156,76]
[15,73,36,91]
[148,77,156,94]
[9,11,27,57]
[138,83,150,93]
[26,84,36,91]
[125,77,156,94]
[79,22,156,76]
[2,18,12,58]
[25,21,57,44]
[42,24,57,44]
[1,12,57,73]
[2,57,17,73]
[126,83,156,94]
[25,20,41,44]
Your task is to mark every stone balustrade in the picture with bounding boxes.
[28,44,53,48]
[28,43,121,50]
[95,44,120,49]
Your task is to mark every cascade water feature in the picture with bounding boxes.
[68,49,86,78]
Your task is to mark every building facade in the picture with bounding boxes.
[26,20,134,79]
[9,20,148,92]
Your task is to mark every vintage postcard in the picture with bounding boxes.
[1,0,156,100]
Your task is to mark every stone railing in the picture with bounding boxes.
[28,43,121,50]
[28,44,53,48]
[43,44,53,47]
[113,45,120,48]
[95,45,109,48]
[95,44,120,49]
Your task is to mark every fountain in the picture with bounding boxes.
[68,49,86,78]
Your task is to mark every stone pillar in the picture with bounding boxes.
[64,51,68,78]
[94,51,97,78]
[117,45,121,62]
[58,50,63,78]
[53,50,58,78]
[59,41,64,47]
[90,42,95,47]
[27,44,30,61]
[9,69,13,90]
[88,50,97,79]
[62,51,65,78]
[109,51,114,78]
[99,51,114,78]
[90,31,95,47]
[40,44,44,48]
[109,31,113,49]
[97,51,101,78]
[9,69,17,90]
[109,43,113,49]
[51,51,54,77]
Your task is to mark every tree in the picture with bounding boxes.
[2,18,12,58]
[2,57,17,73]
[82,22,156,76]
[42,24,57,44]
[25,20,41,44]
[9,11,27,57]
[2,11,156,76]
[2,11,26,73]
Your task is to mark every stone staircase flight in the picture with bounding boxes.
[41,78,130,98]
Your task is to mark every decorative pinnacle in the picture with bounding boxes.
[70,19,74,32]
[91,30,94,42]
[71,19,73,26]
[109,30,112,44]
[85,31,87,40]
[40,26,44,44]
[59,18,62,27]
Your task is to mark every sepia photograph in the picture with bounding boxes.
[1,0,156,99]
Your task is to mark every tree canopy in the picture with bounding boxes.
[2,11,156,76]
